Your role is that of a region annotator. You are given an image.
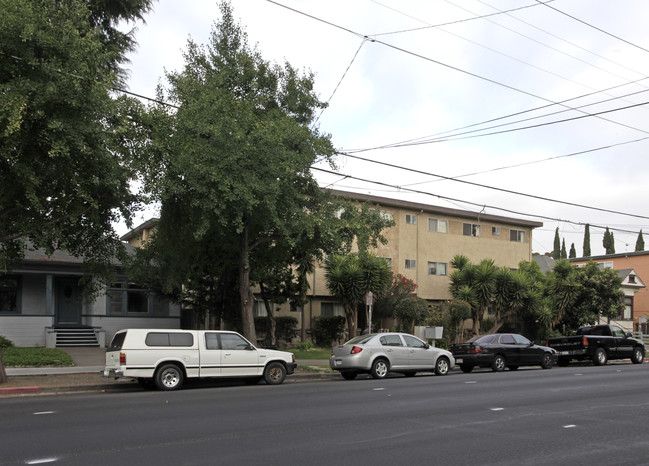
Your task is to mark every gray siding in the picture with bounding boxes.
[0,316,54,346]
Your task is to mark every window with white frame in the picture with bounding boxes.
[428,218,448,233]
[492,226,501,236]
[380,257,393,268]
[428,261,447,276]
[405,259,416,269]
[107,283,169,316]
[463,223,480,237]
[510,229,525,242]
[380,210,393,221]
[405,214,417,225]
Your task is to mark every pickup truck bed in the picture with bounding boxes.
[546,324,645,366]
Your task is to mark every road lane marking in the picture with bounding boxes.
[563,425,577,429]
[373,388,385,391]
[33,411,56,415]
[25,458,58,464]
[465,381,477,384]
[490,408,504,411]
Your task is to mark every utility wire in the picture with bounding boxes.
[537,0,649,55]
[336,151,649,220]
[312,166,643,235]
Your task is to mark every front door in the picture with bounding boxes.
[55,278,82,325]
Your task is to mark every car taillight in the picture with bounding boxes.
[350,346,363,354]
[120,352,126,364]
[469,346,482,354]
[582,336,588,348]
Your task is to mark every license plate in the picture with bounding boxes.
[455,358,463,364]
[335,360,342,366]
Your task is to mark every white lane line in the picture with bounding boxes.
[25,458,58,464]
[465,381,477,384]
[33,411,56,415]
[373,388,385,391]
[563,425,577,429]
[490,408,505,411]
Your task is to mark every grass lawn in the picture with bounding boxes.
[290,347,331,360]
[1,347,75,367]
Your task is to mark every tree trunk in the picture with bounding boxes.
[0,349,7,384]
[345,304,357,340]
[239,226,257,344]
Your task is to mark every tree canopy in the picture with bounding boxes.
[1,0,152,281]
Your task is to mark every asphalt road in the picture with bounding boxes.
[1,364,647,466]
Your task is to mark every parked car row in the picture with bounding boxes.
[329,327,646,381]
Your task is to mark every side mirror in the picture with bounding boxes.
[424,343,430,349]
[626,332,633,338]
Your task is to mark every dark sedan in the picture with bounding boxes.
[450,333,558,372]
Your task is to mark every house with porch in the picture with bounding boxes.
[0,246,181,348]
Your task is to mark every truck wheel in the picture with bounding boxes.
[460,365,474,373]
[540,353,554,369]
[492,355,506,372]
[593,348,608,366]
[264,362,287,385]
[155,364,184,391]
[370,358,389,379]
[631,347,644,364]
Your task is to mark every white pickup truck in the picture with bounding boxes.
[102,328,297,390]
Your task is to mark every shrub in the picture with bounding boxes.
[0,335,15,349]
[313,316,346,347]
[275,316,298,343]
[295,340,314,351]
[3,347,74,367]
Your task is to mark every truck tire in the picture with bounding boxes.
[264,362,287,385]
[155,363,184,391]
[492,355,506,372]
[631,347,644,364]
[593,347,608,366]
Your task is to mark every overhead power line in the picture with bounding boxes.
[311,166,644,236]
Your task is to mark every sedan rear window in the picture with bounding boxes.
[346,335,375,345]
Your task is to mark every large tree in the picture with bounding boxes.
[636,230,645,252]
[583,224,591,257]
[0,0,152,278]
[551,228,561,259]
[133,3,395,342]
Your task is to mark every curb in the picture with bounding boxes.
[0,386,41,395]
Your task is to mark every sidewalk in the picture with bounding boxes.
[0,348,333,396]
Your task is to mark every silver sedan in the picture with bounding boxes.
[329,332,455,380]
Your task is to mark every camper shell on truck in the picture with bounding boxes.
[102,329,297,390]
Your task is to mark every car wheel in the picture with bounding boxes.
[631,347,644,364]
[507,365,519,371]
[370,358,389,379]
[435,357,450,376]
[460,364,474,373]
[492,355,506,372]
[593,347,608,366]
[558,357,570,367]
[403,371,416,377]
[341,371,358,380]
[541,352,554,369]
[154,364,184,391]
[264,362,287,385]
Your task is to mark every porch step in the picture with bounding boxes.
[55,328,100,347]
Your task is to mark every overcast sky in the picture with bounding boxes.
[117,0,649,258]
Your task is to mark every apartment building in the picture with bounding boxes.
[303,190,543,326]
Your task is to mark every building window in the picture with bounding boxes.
[380,210,393,221]
[463,223,480,237]
[629,275,636,284]
[0,276,20,313]
[618,296,633,320]
[321,302,345,317]
[510,229,525,242]
[428,262,447,276]
[597,261,614,269]
[107,283,169,316]
[253,301,267,318]
[380,257,393,268]
[405,214,417,225]
[405,259,416,269]
[492,226,501,236]
[428,218,448,233]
